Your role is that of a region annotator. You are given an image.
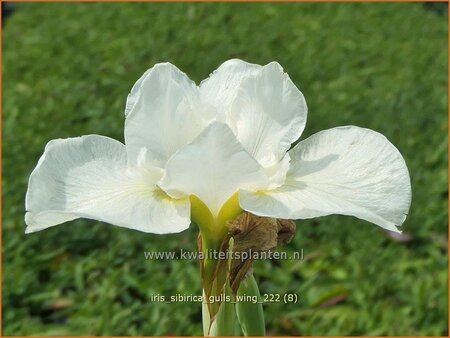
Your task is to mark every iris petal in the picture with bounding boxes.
[125,63,213,168]
[25,135,190,234]
[240,126,411,232]
[201,59,307,168]
[160,122,268,216]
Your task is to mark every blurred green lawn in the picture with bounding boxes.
[2,2,448,336]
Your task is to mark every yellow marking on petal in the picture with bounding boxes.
[153,186,188,204]
[153,186,174,202]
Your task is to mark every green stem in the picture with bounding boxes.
[235,273,265,336]
[204,285,237,336]
[191,194,265,336]
[191,194,240,336]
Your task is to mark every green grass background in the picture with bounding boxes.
[2,2,448,336]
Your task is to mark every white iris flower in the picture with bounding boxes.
[25,59,412,336]
[25,59,411,235]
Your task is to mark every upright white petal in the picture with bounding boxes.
[240,126,411,232]
[125,63,212,168]
[201,59,307,168]
[25,135,190,234]
[160,122,268,216]
[199,59,262,117]
[228,62,307,167]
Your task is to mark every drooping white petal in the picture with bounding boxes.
[240,126,411,232]
[160,122,268,216]
[25,135,190,234]
[201,59,307,168]
[125,63,213,168]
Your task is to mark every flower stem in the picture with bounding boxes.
[190,193,266,336]
[235,273,265,336]
[203,284,237,336]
